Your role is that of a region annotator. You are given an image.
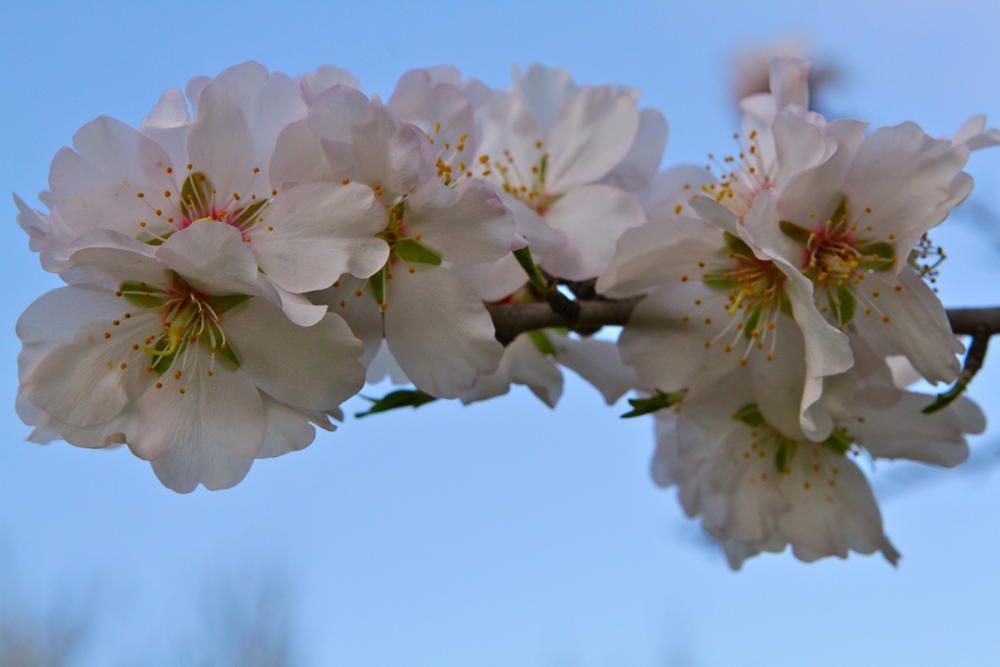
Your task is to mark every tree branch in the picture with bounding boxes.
[488,300,1000,341]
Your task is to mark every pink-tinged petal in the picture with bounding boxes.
[350,106,431,199]
[246,72,308,163]
[603,108,668,192]
[307,85,375,142]
[300,65,362,104]
[451,255,527,302]
[618,283,723,392]
[461,334,563,408]
[256,395,326,459]
[365,342,409,385]
[769,57,811,110]
[388,69,477,165]
[552,333,641,404]
[406,181,515,264]
[843,122,971,256]
[952,114,1000,150]
[314,276,384,367]
[636,164,713,213]
[499,193,566,255]
[270,119,336,188]
[544,86,639,192]
[540,184,645,281]
[771,108,832,189]
[851,268,963,384]
[20,295,159,428]
[13,194,49,250]
[151,441,255,493]
[186,81,256,202]
[156,221,260,295]
[224,299,365,412]
[775,119,867,238]
[847,390,977,467]
[385,266,503,397]
[513,64,577,136]
[597,215,719,298]
[130,348,264,462]
[140,88,190,170]
[777,451,895,565]
[253,182,388,292]
[688,195,739,234]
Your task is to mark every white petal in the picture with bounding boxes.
[256,395,326,459]
[130,348,264,462]
[156,221,261,295]
[597,216,718,298]
[150,437,255,494]
[552,333,640,404]
[224,298,365,412]
[21,295,157,428]
[253,182,389,292]
[301,65,362,103]
[544,87,640,192]
[769,58,811,110]
[270,119,336,188]
[385,266,502,397]
[406,180,515,264]
[851,268,963,384]
[540,184,645,281]
[513,64,577,136]
[461,333,563,407]
[450,254,527,302]
[603,108,668,193]
[186,81,257,202]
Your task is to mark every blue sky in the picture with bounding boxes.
[3,1,1000,664]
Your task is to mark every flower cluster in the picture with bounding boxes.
[14,59,997,567]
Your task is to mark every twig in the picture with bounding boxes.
[488,299,1000,342]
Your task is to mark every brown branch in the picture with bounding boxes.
[488,300,1000,342]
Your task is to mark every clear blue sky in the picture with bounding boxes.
[3,1,1000,664]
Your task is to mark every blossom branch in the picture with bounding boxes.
[488,301,1000,341]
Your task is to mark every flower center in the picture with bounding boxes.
[694,233,788,364]
[117,273,247,376]
[699,130,774,218]
[779,197,896,325]
[732,404,854,478]
[133,167,272,245]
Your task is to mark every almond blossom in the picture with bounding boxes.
[270,85,517,397]
[17,228,365,492]
[651,339,984,569]
[25,61,389,326]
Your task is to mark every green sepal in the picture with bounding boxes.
[922,379,971,415]
[230,199,268,228]
[394,239,442,266]
[355,389,437,418]
[703,276,737,291]
[147,337,179,376]
[369,265,388,306]
[207,294,251,316]
[118,281,166,309]
[743,304,763,339]
[779,220,813,246]
[830,197,848,226]
[779,292,794,319]
[733,403,765,427]
[528,330,557,357]
[857,242,895,271]
[215,342,241,371]
[774,439,798,474]
[620,390,686,419]
[180,171,214,220]
[828,284,856,326]
[513,246,550,294]
[723,232,754,258]
[823,427,853,456]
[143,231,174,247]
